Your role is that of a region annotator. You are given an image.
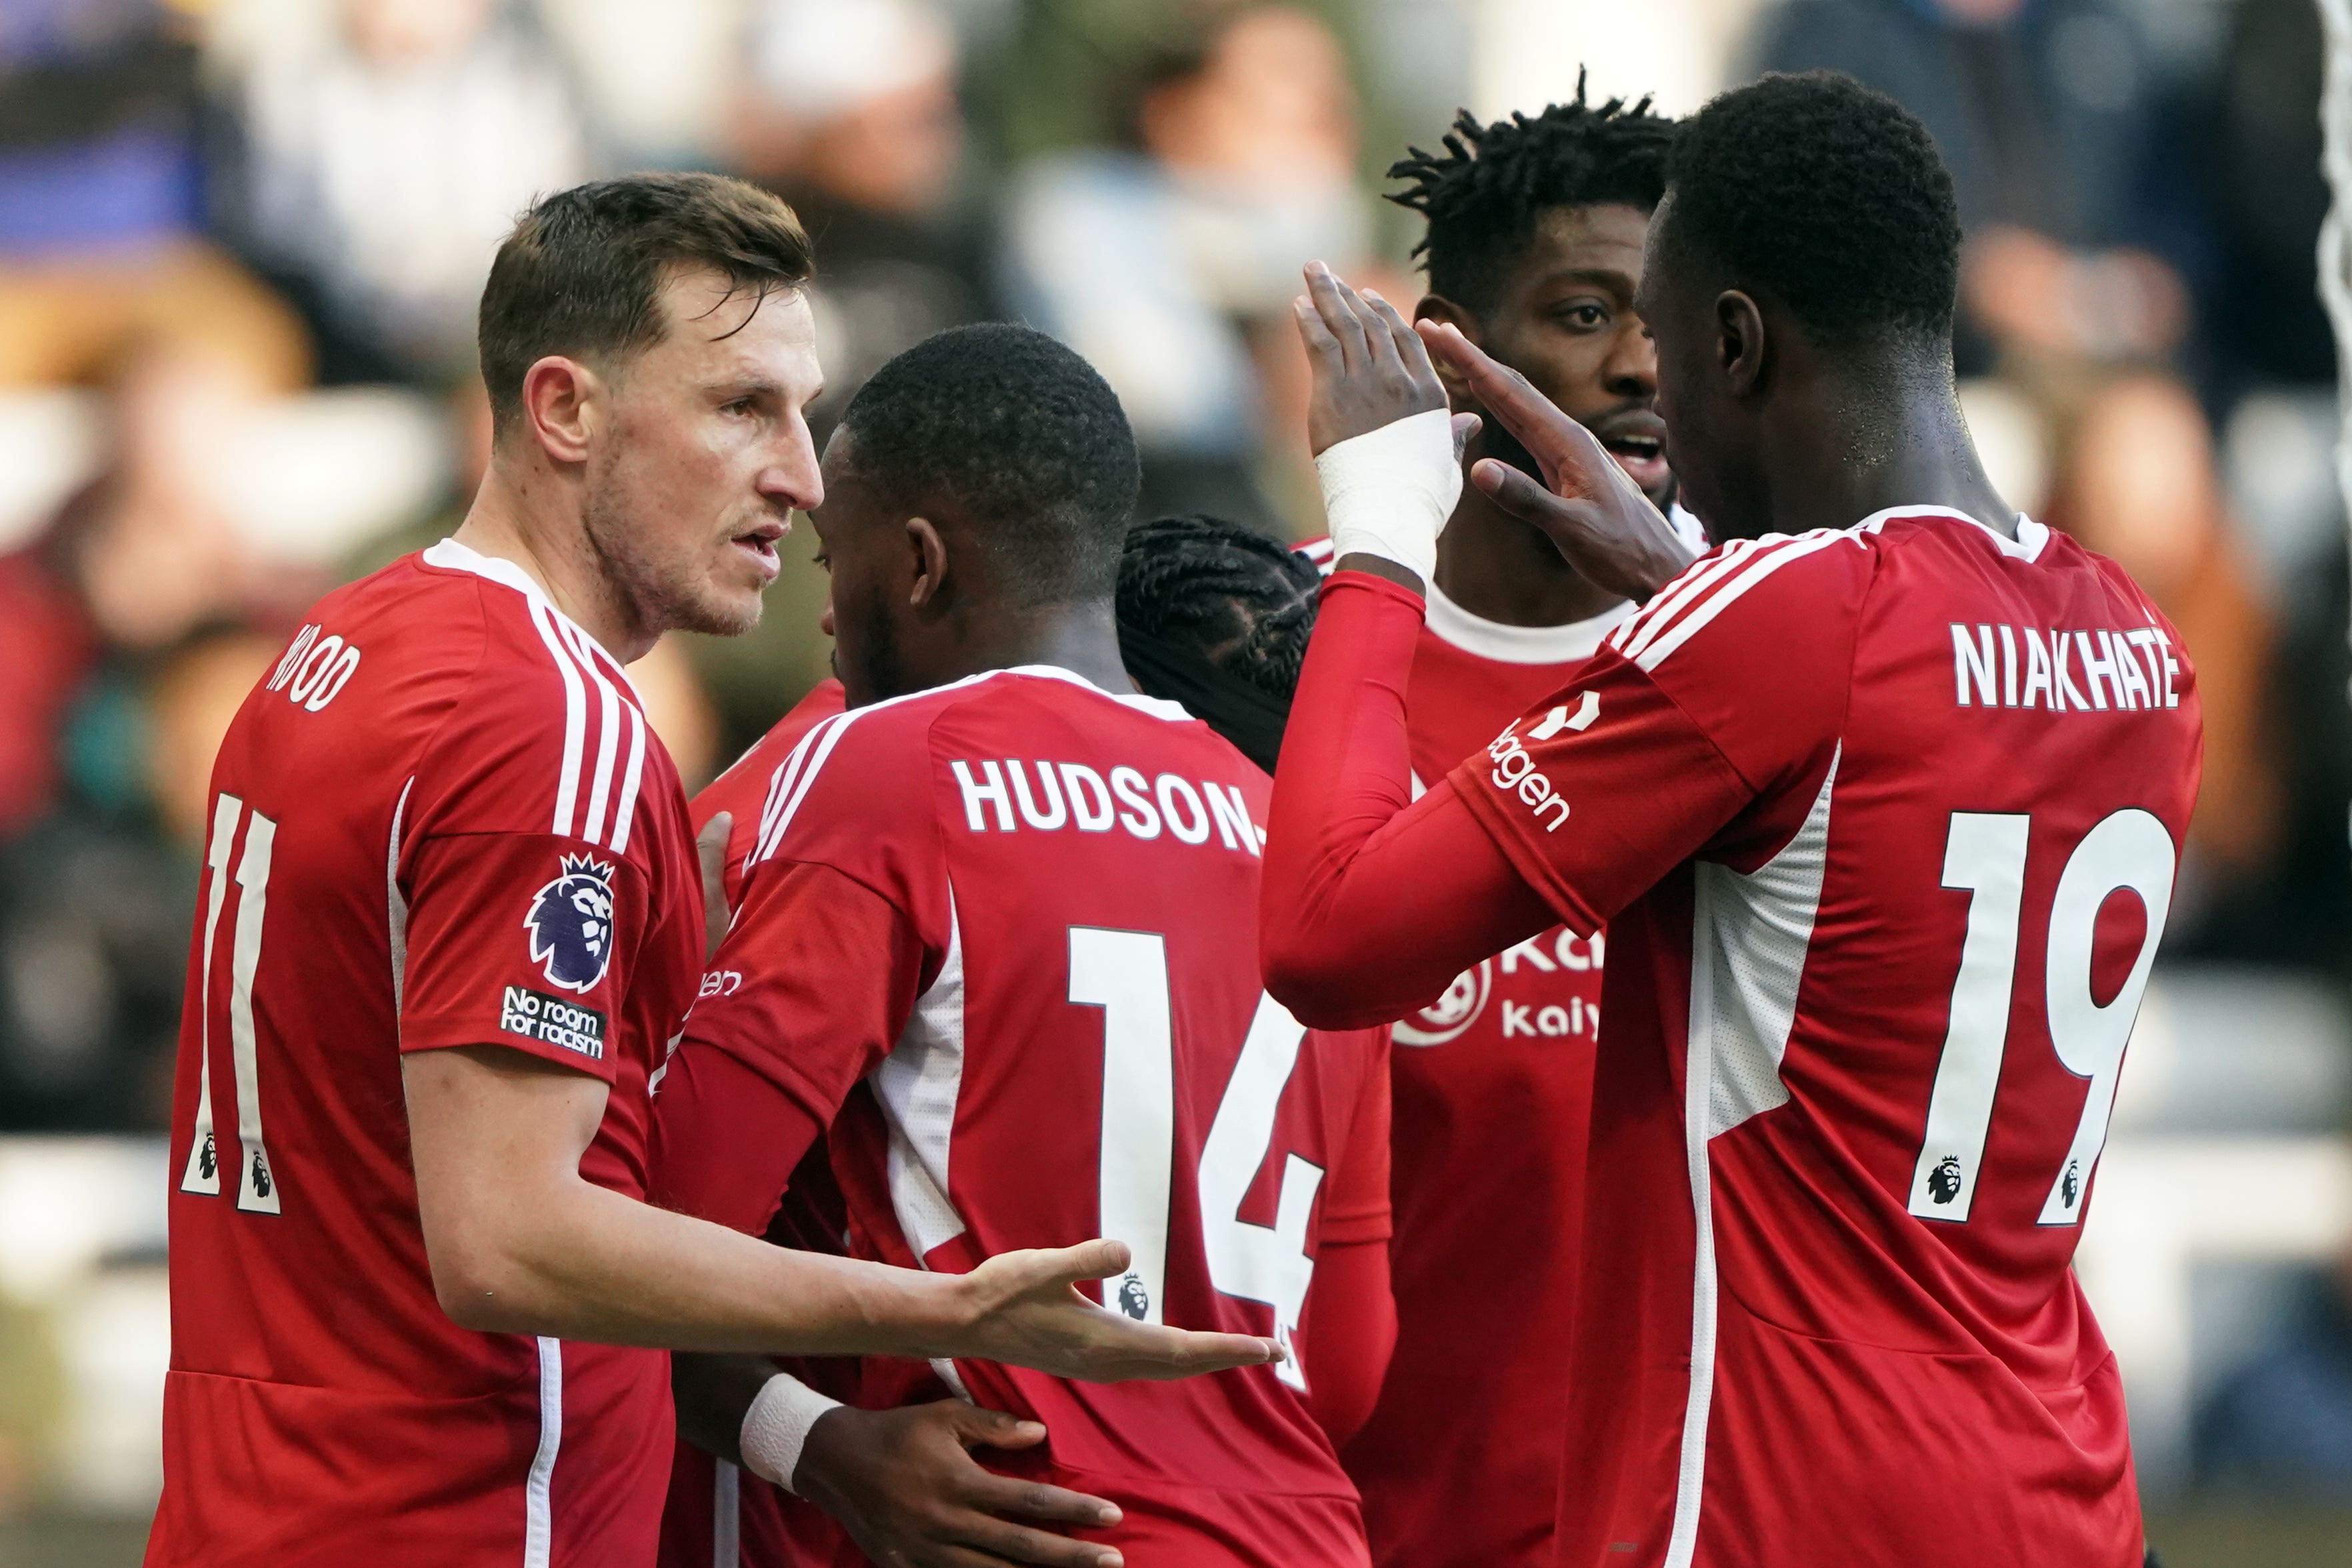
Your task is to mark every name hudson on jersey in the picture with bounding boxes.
[1950,623,2182,712]
[951,759,1263,854]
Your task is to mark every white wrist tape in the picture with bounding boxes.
[1315,407,1462,584]
[739,1372,842,1495]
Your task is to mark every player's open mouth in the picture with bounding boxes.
[1595,418,1670,493]
[733,523,787,581]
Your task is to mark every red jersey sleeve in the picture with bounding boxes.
[653,705,947,1229]
[1317,1029,1391,1247]
[1449,532,1870,930]
[394,644,665,1081]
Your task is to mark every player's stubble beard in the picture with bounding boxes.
[580,463,764,643]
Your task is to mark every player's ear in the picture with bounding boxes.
[519,355,599,465]
[1717,290,1765,397]
[1417,295,1479,401]
[904,516,949,610]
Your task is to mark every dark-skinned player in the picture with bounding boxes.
[1265,73,2197,1567]
[652,327,1395,1568]
[1293,86,1701,1568]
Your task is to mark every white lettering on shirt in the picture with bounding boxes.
[1949,622,2180,712]
[952,759,1262,855]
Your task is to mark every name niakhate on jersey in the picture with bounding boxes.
[1949,621,2182,711]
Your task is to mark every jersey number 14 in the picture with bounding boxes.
[1070,927,1321,1390]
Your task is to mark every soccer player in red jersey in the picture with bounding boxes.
[1292,89,1698,1568]
[147,176,1275,1568]
[651,328,1393,1568]
[1260,73,2201,1567]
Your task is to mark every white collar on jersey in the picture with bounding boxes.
[1853,505,2050,562]
[1424,578,1637,666]
[1001,662,1195,723]
[421,536,636,675]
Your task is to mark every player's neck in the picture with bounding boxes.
[1434,485,1627,629]
[452,461,657,663]
[924,598,1135,697]
[1763,365,2014,541]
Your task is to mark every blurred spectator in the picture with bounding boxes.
[2197,0,2331,397]
[2199,1253,2352,1497]
[0,625,275,1133]
[1745,0,2197,377]
[0,0,307,389]
[207,0,590,384]
[1003,4,1374,531]
[1745,0,2283,907]
[729,0,1001,441]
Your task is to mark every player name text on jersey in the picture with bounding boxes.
[1950,622,2181,713]
[263,622,365,713]
[950,759,1265,854]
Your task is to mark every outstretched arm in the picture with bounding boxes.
[405,1043,1277,1379]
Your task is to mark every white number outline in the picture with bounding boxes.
[1908,807,2174,1226]
[1068,927,1324,1389]
[180,795,283,1213]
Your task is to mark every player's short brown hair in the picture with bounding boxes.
[478,172,815,435]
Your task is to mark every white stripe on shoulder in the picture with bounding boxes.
[525,601,588,839]
[755,710,859,865]
[1633,531,1853,674]
[756,722,827,861]
[749,668,1017,866]
[561,619,625,848]
[609,701,647,856]
[1611,537,1764,658]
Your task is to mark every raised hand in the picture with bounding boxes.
[1293,261,1481,590]
[1415,319,1699,602]
[795,1400,1124,1568]
[949,1239,1283,1382]
[1293,261,1468,455]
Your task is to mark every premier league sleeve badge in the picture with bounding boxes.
[525,853,618,993]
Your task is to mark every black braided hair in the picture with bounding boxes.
[1387,73,1675,315]
[1117,515,1321,702]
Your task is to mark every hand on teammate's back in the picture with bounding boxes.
[954,1239,1283,1381]
[795,1400,1124,1568]
[1415,319,1697,602]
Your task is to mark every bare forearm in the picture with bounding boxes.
[442,1174,967,1357]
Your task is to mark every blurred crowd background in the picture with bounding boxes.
[0,0,2349,1559]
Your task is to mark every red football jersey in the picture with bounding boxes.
[1449,509,2200,1567]
[1299,536,1619,1568]
[657,678,857,1568]
[147,539,702,1568]
[662,665,1388,1564]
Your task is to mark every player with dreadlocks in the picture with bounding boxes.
[1291,81,1700,1568]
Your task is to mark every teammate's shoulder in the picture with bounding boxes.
[700,679,846,822]
[1601,524,1872,676]
[735,671,1004,869]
